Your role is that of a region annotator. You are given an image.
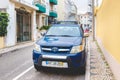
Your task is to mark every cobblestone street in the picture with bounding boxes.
[89,37,115,80]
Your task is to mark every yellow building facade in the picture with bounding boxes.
[0,37,4,48]
[95,0,120,79]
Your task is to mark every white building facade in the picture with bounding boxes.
[48,0,58,24]
[78,13,90,29]
[57,0,78,21]
[56,0,65,21]
[35,0,50,28]
[0,0,51,47]
[87,0,93,29]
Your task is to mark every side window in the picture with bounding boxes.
[79,27,84,37]
[80,25,84,34]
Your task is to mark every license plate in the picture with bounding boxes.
[42,61,68,68]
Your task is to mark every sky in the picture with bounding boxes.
[73,0,88,14]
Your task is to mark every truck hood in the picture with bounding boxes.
[37,36,82,46]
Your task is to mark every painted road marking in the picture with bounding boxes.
[12,66,34,80]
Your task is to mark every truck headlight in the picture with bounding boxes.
[70,45,84,53]
[34,44,41,52]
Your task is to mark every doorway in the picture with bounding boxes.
[16,9,31,42]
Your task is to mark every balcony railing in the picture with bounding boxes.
[34,1,46,13]
[50,0,57,5]
[49,10,57,18]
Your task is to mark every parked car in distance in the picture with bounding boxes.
[83,26,89,37]
[33,22,86,74]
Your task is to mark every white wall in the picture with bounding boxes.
[64,0,77,21]
[22,0,34,5]
[0,0,38,46]
[0,0,9,8]
[6,2,16,46]
[43,0,50,16]
[56,0,65,21]
[32,11,37,41]
[16,0,37,10]
[17,0,34,5]
[39,14,45,27]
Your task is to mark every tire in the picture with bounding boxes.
[80,49,86,74]
[80,65,86,74]
[80,60,86,74]
[73,66,86,74]
[34,64,42,71]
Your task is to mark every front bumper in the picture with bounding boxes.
[33,50,86,69]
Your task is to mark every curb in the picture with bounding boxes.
[0,42,34,56]
[85,38,90,80]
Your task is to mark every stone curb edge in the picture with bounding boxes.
[0,42,34,56]
[85,38,90,80]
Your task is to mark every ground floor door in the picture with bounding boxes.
[16,9,31,42]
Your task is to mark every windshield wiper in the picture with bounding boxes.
[46,35,77,37]
[45,35,59,37]
[59,35,75,37]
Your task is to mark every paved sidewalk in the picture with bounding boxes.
[0,42,34,55]
[89,37,115,80]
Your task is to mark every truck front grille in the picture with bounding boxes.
[41,46,71,53]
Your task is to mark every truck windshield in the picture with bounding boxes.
[46,26,81,37]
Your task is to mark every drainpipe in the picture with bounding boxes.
[92,0,95,41]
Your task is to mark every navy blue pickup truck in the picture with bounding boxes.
[33,21,86,73]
